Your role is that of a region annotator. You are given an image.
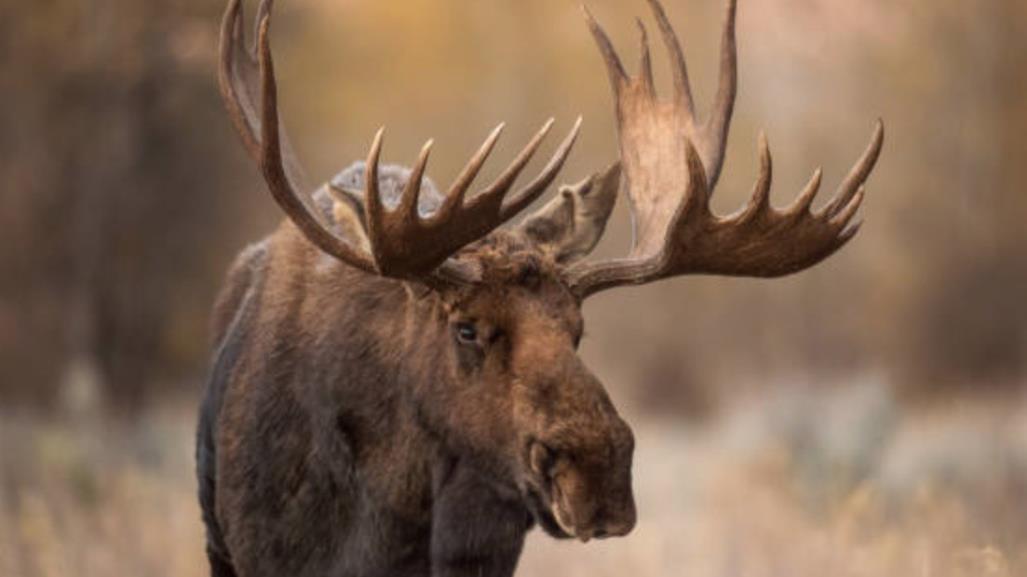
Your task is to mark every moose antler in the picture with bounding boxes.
[219,0,581,283]
[565,0,884,297]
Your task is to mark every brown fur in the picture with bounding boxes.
[197,205,636,577]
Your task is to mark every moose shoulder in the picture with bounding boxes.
[197,1,883,576]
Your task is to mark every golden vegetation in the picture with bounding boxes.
[3,387,1025,577]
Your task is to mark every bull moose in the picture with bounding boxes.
[196,0,884,576]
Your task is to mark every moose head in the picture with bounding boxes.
[214,0,882,548]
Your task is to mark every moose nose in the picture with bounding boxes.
[601,507,637,539]
[580,499,636,541]
[601,516,636,538]
[598,484,637,538]
[576,515,635,542]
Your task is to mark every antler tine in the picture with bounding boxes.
[820,120,884,218]
[830,186,865,230]
[467,118,556,215]
[679,139,711,218]
[219,0,260,161]
[254,0,274,53]
[397,140,435,227]
[737,131,773,223]
[435,123,506,224]
[703,0,738,187]
[636,19,656,97]
[838,220,863,244]
[583,5,628,94]
[255,8,376,274]
[500,116,584,220]
[645,0,696,116]
[785,168,823,218]
[362,128,387,269]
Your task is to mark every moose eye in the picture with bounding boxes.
[455,322,478,345]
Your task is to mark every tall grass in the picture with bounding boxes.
[2,384,1025,577]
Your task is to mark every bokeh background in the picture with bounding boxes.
[1,0,1026,575]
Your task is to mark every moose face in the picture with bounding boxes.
[419,235,636,542]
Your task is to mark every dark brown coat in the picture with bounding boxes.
[197,180,636,577]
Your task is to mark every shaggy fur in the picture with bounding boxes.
[196,169,636,577]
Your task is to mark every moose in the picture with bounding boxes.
[196,0,884,576]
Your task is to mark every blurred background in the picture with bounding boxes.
[1,0,1025,575]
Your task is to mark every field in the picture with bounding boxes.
[3,0,1026,576]
[3,382,1025,577]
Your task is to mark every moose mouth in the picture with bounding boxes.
[524,485,575,540]
[520,441,593,541]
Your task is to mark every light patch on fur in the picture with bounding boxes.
[519,163,620,264]
[330,161,443,216]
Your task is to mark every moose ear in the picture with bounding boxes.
[325,185,372,253]
[519,162,621,264]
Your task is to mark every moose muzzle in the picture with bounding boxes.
[528,413,637,542]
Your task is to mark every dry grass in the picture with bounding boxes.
[2,383,1025,577]
[0,405,205,577]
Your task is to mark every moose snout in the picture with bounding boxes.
[536,417,637,541]
[550,451,637,542]
[576,496,637,541]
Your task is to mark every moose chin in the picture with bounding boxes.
[196,0,883,576]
